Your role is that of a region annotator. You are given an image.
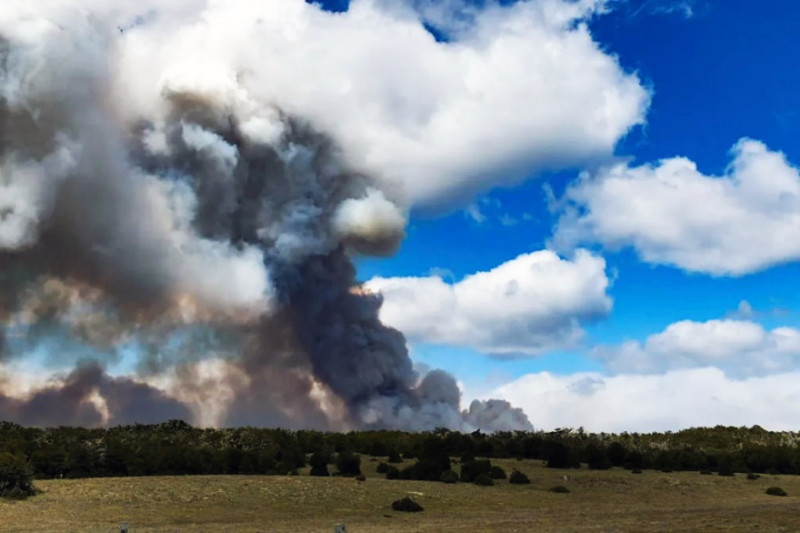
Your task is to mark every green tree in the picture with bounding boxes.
[0,452,36,499]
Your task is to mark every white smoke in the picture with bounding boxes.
[0,0,646,431]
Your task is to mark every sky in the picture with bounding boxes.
[3,0,800,433]
[342,0,800,431]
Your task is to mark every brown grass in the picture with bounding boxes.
[2,458,800,532]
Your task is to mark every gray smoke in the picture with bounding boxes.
[0,1,534,432]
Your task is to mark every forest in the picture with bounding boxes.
[2,420,800,493]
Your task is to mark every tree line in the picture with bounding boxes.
[2,420,800,486]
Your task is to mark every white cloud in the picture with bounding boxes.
[492,367,800,432]
[552,139,800,275]
[593,319,800,376]
[367,249,612,356]
[104,0,648,208]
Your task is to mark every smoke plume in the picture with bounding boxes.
[0,0,645,431]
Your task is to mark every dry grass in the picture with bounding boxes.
[2,458,800,532]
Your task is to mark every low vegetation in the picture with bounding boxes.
[391,496,424,512]
[0,452,37,499]
[509,469,531,484]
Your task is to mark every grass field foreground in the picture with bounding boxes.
[2,458,800,532]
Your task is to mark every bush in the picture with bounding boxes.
[490,466,507,480]
[460,459,492,483]
[387,451,403,464]
[700,470,712,475]
[474,474,494,486]
[336,451,361,477]
[308,452,330,477]
[440,470,459,484]
[766,486,787,497]
[0,453,36,499]
[385,465,400,480]
[631,468,643,474]
[355,474,366,482]
[545,442,571,469]
[549,485,570,493]
[509,469,530,485]
[747,473,760,480]
[392,497,423,512]
[376,462,389,474]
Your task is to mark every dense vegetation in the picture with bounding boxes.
[2,420,800,487]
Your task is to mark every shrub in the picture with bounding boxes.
[387,451,403,464]
[549,485,570,493]
[336,451,361,477]
[631,468,643,474]
[376,462,389,474]
[474,474,494,486]
[308,452,330,477]
[747,473,760,480]
[460,459,492,483]
[699,470,712,475]
[607,442,627,466]
[0,453,36,499]
[766,486,787,497]
[440,470,459,484]
[392,497,423,512]
[545,442,571,469]
[509,469,530,485]
[490,466,507,480]
[355,474,366,482]
[385,465,400,480]
[717,459,734,477]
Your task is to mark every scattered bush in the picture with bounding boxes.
[440,470,459,484]
[0,453,36,499]
[765,486,787,497]
[376,462,389,474]
[545,442,572,469]
[335,451,361,477]
[747,473,760,480]
[387,451,403,464]
[631,469,643,474]
[308,452,330,477]
[717,459,735,477]
[392,497,423,512]
[509,469,530,485]
[460,459,492,483]
[699,470,712,475]
[549,485,570,493]
[474,474,494,486]
[385,466,400,480]
[490,466,507,480]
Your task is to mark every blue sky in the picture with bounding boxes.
[320,0,800,429]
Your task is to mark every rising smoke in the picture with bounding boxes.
[0,0,544,431]
[1,0,649,432]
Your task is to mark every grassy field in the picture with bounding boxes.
[2,458,800,532]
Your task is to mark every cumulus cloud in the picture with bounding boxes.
[367,249,612,356]
[107,0,648,207]
[552,139,800,275]
[593,319,800,376]
[492,367,800,432]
